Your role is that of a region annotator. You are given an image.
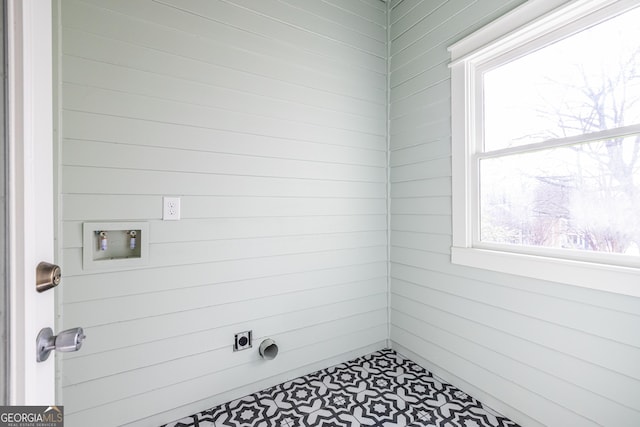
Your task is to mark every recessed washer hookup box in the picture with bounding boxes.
[82,222,149,271]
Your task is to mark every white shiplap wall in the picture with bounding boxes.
[388,1,640,427]
[57,0,388,425]
[57,1,640,426]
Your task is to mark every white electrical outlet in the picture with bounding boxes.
[163,197,181,220]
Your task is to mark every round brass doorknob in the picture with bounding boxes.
[36,261,62,293]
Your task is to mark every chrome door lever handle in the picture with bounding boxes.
[36,327,86,362]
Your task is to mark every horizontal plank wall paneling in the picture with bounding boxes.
[388,1,640,427]
[57,0,388,426]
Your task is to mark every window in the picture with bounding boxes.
[449,0,640,296]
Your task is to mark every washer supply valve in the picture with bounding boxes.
[128,230,137,250]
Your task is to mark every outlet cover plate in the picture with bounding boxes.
[163,196,181,220]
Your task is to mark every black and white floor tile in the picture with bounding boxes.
[162,349,519,427]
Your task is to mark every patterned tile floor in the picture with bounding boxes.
[163,349,519,427]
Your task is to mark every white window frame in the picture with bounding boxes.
[449,0,640,297]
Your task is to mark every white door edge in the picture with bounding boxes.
[7,0,54,405]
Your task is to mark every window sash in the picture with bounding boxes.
[473,131,640,265]
[475,124,640,159]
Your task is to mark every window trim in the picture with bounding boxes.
[449,0,640,297]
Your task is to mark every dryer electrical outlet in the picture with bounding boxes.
[233,331,252,352]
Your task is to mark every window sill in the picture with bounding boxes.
[451,246,640,297]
